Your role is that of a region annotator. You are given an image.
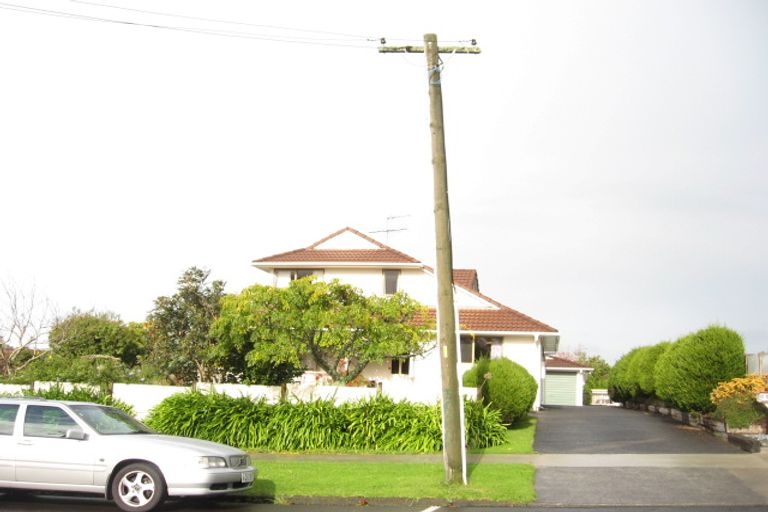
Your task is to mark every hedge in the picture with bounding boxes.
[655,325,745,412]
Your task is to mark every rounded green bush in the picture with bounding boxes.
[608,348,642,403]
[471,357,537,424]
[655,325,746,412]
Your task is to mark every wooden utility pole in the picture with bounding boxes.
[380,33,480,486]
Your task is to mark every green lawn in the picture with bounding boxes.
[470,416,537,454]
[248,460,535,503]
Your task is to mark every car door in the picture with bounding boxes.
[14,404,96,487]
[0,403,20,483]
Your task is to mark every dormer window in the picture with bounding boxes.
[383,269,400,295]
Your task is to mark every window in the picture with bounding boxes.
[383,269,400,295]
[24,405,79,438]
[391,357,410,375]
[0,404,19,435]
[290,269,323,281]
[460,335,494,363]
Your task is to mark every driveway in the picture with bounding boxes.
[532,406,768,507]
[534,405,740,454]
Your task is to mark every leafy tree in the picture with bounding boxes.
[213,278,433,385]
[48,310,146,366]
[10,352,135,388]
[145,267,225,385]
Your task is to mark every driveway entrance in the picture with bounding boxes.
[532,406,768,507]
[534,405,739,454]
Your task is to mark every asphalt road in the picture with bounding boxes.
[3,494,768,512]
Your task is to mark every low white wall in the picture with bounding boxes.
[112,383,191,420]
[0,383,31,395]
[34,381,99,393]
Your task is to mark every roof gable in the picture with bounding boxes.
[253,227,422,266]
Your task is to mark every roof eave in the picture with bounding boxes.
[252,261,424,270]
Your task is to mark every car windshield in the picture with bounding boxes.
[69,405,155,435]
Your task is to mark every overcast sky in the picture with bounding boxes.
[1,0,766,362]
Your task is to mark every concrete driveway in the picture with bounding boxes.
[532,406,768,506]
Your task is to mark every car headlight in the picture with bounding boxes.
[197,456,227,469]
[229,454,251,469]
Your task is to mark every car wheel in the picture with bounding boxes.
[111,462,166,512]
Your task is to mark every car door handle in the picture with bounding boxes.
[17,440,33,446]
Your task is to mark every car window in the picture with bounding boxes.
[24,405,80,438]
[69,404,154,435]
[0,404,19,435]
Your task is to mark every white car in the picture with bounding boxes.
[0,397,256,512]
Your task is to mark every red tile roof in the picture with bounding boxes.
[253,227,421,265]
[545,356,592,369]
[253,227,558,334]
[453,269,479,291]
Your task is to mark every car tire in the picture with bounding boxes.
[111,462,166,512]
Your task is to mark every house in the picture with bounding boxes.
[252,227,559,409]
[543,355,593,406]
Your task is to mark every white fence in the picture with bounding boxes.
[746,352,768,375]
[1,380,478,419]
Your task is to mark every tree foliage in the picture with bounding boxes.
[213,278,433,385]
[145,267,225,385]
[48,310,146,366]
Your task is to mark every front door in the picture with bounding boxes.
[14,404,95,486]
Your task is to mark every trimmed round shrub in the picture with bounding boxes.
[468,357,537,424]
[608,348,642,403]
[632,341,672,399]
[655,325,746,412]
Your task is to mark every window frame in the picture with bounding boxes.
[383,269,401,295]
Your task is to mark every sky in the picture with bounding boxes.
[1,0,766,363]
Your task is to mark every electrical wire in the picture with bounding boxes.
[67,0,380,42]
[0,1,381,48]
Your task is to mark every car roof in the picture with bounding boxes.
[0,397,101,406]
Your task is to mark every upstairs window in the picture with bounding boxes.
[383,269,400,295]
[290,269,323,281]
[391,357,410,375]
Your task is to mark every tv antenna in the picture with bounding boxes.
[370,215,410,242]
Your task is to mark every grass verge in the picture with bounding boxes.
[470,416,537,454]
[248,460,535,503]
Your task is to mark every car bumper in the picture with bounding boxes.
[166,467,256,497]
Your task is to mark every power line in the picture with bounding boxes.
[0,1,381,48]
[67,0,380,41]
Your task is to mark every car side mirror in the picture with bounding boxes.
[66,428,87,440]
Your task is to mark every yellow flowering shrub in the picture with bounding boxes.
[710,375,768,404]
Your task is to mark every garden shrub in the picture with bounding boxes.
[655,325,746,412]
[465,357,537,424]
[710,375,768,429]
[608,348,642,403]
[632,342,671,399]
[145,391,507,453]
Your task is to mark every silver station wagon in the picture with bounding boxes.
[0,397,256,511]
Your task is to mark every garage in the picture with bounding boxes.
[543,356,592,406]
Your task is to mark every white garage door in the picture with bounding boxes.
[544,372,577,406]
